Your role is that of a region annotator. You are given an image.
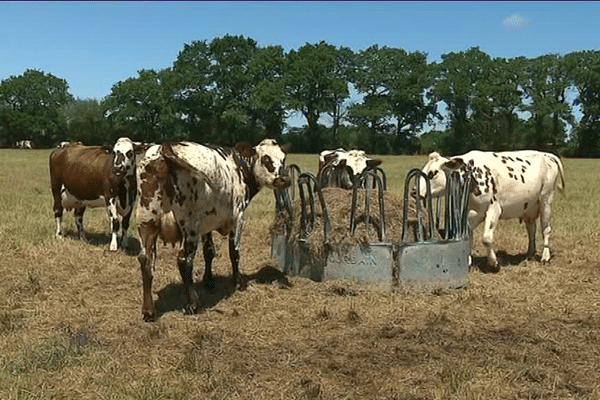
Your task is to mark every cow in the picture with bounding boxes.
[15,140,33,149]
[317,148,383,189]
[420,150,565,269]
[136,139,292,321]
[49,137,145,251]
[57,141,83,149]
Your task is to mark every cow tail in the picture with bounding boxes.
[551,154,566,196]
[161,143,215,190]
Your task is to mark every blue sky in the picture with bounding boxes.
[1,1,599,129]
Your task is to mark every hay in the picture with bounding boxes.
[272,187,440,261]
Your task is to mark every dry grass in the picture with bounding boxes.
[0,149,599,399]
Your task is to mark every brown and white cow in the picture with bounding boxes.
[317,148,382,189]
[136,139,291,321]
[49,137,144,251]
[420,150,565,268]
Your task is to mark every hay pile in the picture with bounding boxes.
[272,187,440,261]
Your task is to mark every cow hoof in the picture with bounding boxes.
[142,312,156,323]
[236,277,248,291]
[183,303,199,315]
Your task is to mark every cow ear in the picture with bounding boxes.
[428,152,441,161]
[279,143,292,154]
[134,142,150,155]
[323,152,338,165]
[445,158,464,170]
[366,159,383,169]
[235,142,253,157]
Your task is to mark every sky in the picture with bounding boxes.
[1,1,599,129]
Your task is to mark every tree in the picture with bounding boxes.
[172,39,216,143]
[432,47,491,154]
[103,68,180,143]
[247,45,287,141]
[351,45,435,154]
[284,41,351,152]
[567,50,600,157]
[61,98,108,145]
[209,35,258,144]
[0,69,73,147]
[522,54,571,151]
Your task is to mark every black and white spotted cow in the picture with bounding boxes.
[15,140,33,149]
[49,137,145,251]
[136,139,292,321]
[317,148,382,189]
[420,150,565,268]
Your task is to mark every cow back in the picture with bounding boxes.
[50,144,115,201]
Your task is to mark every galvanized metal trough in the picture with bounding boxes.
[271,166,472,291]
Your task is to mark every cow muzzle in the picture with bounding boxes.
[272,175,292,189]
[113,165,127,177]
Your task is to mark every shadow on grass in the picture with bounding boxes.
[154,264,291,319]
[61,228,141,256]
[472,251,532,273]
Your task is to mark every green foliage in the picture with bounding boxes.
[432,46,492,154]
[567,50,600,157]
[60,99,109,145]
[350,45,435,154]
[103,68,182,143]
[0,69,73,147]
[2,37,599,155]
[284,41,351,152]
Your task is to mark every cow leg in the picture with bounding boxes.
[51,179,65,239]
[137,219,160,322]
[201,233,215,289]
[53,202,64,239]
[481,203,502,269]
[525,219,537,260]
[467,208,486,267]
[107,198,120,251]
[120,210,133,249]
[539,196,555,263]
[74,207,86,242]
[178,235,200,314]
[229,221,246,290]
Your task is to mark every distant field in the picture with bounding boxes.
[1,148,599,399]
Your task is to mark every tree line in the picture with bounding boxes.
[1,35,599,157]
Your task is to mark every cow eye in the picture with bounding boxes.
[126,150,133,158]
[427,171,435,179]
[262,155,275,173]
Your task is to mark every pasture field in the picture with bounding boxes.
[0,148,599,400]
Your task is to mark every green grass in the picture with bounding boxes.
[2,150,594,254]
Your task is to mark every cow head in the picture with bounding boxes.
[418,152,467,198]
[345,150,382,175]
[112,137,145,177]
[246,139,292,190]
[318,148,383,189]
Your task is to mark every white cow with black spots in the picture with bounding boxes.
[135,139,291,321]
[420,150,565,269]
[317,148,382,189]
